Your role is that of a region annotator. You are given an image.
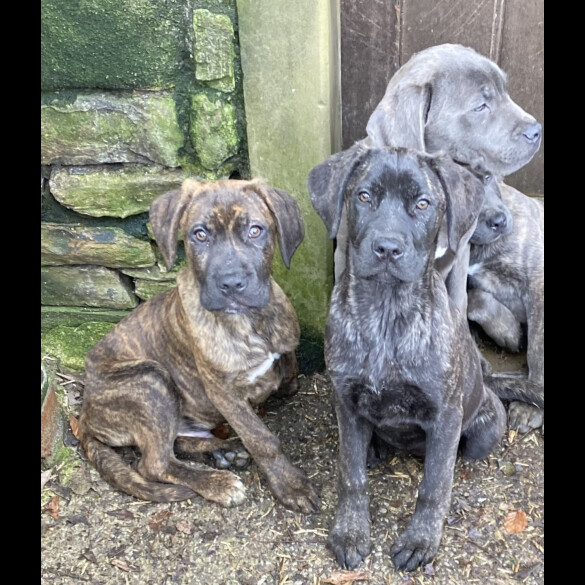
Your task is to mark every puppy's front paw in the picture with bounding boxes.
[391,527,441,572]
[198,470,247,507]
[210,446,251,470]
[267,465,320,514]
[328,516,371,570]
[508,401,544,434]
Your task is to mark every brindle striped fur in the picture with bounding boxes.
[78,179,320,513]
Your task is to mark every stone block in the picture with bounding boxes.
[191,94,239,170]
[41,266,138,310]
[49,165,186,218]
[41,223,155,268]
[194,9,235,92]
[41,322,116,373]
[41,0,186,90]
[41,306,130,333]
[41,93,184,167]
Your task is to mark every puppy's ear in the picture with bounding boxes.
[252,182,305,269]
[430,157,485,254]
[150,179,201,271]
[366,82,431,150]
[307,144,366,238]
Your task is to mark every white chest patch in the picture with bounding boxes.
[434,244,448,259]
[247,352,280,383]
[468,262,483,275]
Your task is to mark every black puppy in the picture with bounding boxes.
[308,145,542,572]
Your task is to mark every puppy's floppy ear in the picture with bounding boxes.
[150,179,202,271]
[366,81,431,150]
[251,181,305,269]
[307,143,366,238]
[430,156,485,254]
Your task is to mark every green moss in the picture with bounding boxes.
[41,322,115,373]
[191,94,239,170]
[41,0,186,90]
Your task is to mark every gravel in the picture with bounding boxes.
[41,357,544,585]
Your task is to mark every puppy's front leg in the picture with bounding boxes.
[329,392,374,570]
[207,389,320,514]
[390,408,462,571]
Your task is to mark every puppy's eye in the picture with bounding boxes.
[416,199,430,210]
[357,191,371,203]
[248,225,263,239]
[193,228,208,242]
[473,103,489,113]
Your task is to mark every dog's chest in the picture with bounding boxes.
[346,377,437,426]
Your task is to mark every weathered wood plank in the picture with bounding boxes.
[340,0,399,148]
[499,0,544,194]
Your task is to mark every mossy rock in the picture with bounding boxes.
[41,322,115,373]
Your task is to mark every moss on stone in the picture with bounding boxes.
[193,9,235,92]
[41,322,115,373]
[41,0,186,90]
[191,94,239,170]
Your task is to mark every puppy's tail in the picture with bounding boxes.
[80,434,196,503]
[484,372,544,409]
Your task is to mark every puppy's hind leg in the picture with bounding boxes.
[459,391,507,460]
[467,289,523,352]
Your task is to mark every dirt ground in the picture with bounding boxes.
[41,341,543,585]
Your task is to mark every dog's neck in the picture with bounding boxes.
[339,258,448,354]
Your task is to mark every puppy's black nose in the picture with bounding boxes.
[373,237,404,261]
[523,122,542,144]
[487,211,508,233]
[218,273,247,294]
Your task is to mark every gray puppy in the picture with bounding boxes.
[338,43,543,431]
[467,180,544,432]
[308,144,543,572]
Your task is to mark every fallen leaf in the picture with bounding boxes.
[148,509,172,532]
[176,520,192,535]
[321,570,369,585]
[47,495,60,519]
[503,509,529,534]
[69,414,80,439]
[107,508,135,520]
[41,468,53,490]
[110,558,139,572]
[83,549,98,564]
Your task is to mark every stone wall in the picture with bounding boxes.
[41,0,249,372]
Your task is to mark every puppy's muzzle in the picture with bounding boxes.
[217,271,248,295]
[372,237,405,262]
[522,121,542,147]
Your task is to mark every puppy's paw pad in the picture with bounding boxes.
[211,447,250,470]
[508,401,543,433]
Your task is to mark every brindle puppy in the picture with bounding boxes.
[78,178,320,514]
[308,145,543,571]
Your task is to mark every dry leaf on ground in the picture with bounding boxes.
[47,495,60,519]
[503,509,529,534]
[321,570,369,585]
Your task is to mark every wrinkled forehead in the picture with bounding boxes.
[442,61,508,101]
[181,183,273,230]
[349,149,437,197]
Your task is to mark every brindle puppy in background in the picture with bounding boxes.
[308,145,543,572]
[78,178,320,514]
